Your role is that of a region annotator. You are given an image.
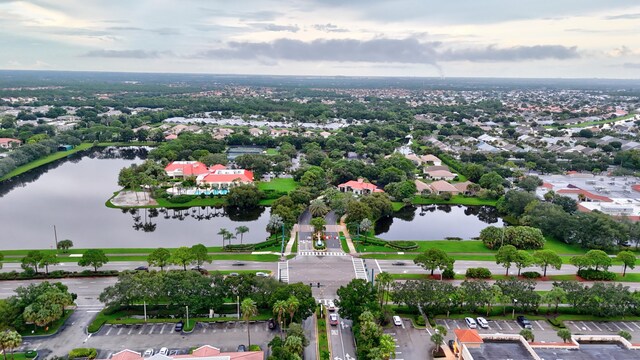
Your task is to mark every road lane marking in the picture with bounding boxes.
[375,259,382,274]
[633,322,640,330]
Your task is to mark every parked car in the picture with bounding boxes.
[268,318,276,330]
[255,272,269,277]
[143,349,154,357]
[329,313,339,326]
[393,316,403,326]
[228,272,240,277]
[517,316,533,329]
[135,266,149,271]
[448,340,455,351]
[159,348,168,356]
[237,345,246,352]
[174,321,183,332]
[465,317,477,329]
[327,301,336,312]
[476,317,489,329]
[392,261,406,266]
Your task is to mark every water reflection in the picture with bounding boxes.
[375,205,504,240]
[0,148,271,250]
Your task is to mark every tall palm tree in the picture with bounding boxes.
[241,298,258,348]
[286,296,300,326]
[272,300,288,337]
[218,228,230,247]
[284,335,304,357]
[224,232,236,247]
[235,226,250,245]
[309,199,329,217]
[376,272,393,307]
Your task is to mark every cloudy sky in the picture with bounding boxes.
[1,0,640,78]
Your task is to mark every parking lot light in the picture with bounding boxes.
[512,299,518,319]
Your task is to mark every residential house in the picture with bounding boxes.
[164,161,211,179]
[248,128,263,136]
[414,179,431,194]
[429,180,460,195]
[98,345,263,360]
[453,181,474,194]
[270,129,291,137]
[338,178,383,195]
[425,169,457,181]
[0,138,22,149]
[319,131,332,138]
[165,134,178,141]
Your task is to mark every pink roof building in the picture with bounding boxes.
[0,138,22,149]
[338,178,383,195]
[196,165,254,188]
[164,161,210,178]
[103,345,263,360]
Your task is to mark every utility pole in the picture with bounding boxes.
[53,225,59,251]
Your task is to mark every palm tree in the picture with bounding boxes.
[224,232,236,247]
[235,226,249,245]
[284,335,304,356]
[286,296,300,326]
[309,199,329,217]
[218,228,230,247]
[241,298,258,348]
[376,272,393,307]
[272,300,287,337]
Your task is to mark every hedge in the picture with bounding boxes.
[521,271,542,279]
[0,269,119,281]
[25,351,38,359]
[387,241,419,251]
[69,348,97,359]
[465,267,492,279]
[165,194,197,204]
[223,238,280,252]
[577,269,616,281]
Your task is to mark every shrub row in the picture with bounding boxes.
[69,348,97,359]
[521,271,542,279]
[577,269,616,281]
[0,269,119,281]
[165,194,196,204]
[386,241,419,251]
[223,238,280,252]
[465,267,492,279]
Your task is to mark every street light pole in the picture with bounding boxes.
[447,298,451,318]
[512,299,518,319]
[186,305,189,329]
[280,223,286,255]
[53,225,59,251]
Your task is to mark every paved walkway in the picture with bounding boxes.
[283,224,298,256]
[339,216,357,255]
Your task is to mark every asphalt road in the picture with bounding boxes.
[298,209,342,250]
[328,313,356,360]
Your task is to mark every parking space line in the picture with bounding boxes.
[454,321,460,329]
[494,321,502,330]
[117,327,123,335]
[580,322,592,331]
[169,325,174,334]
[138,325,144,335]
[535,321,544,330]
[567,321,581,332]
[149,324,156,334]
[426,328,432,336]
[504,321,513,331]
[590,322,602,331]
[622,322,635,332]
[202,326,207,333]
[127,327,133,335]
[602,323,614,332]
[105,326,112,336]
[159,324,166,334]
[613,322,624,331]
[633,322,640,330]
[443,321,450,330]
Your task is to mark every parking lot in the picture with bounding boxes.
[91,321,275,354]
[435,317,640,343]
[384,317,431,360]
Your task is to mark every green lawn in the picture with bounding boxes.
[265,148,279,155]
[317,308,330,360]
[391,202,405,211]
[0,143,93,182]
[8,353,32,360]
[257,178,298,193]
[412,195,498,206]
[20,310,73,336]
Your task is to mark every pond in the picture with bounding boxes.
[375,204,504,240]
[0,147,271,250]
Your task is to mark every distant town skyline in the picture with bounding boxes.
[1,0,640,79]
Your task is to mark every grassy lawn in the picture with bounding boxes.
[411,195,498,206]
[265,148,279,155]
[257,178,298,193]
[0,143,93,182]
[7,353,33,360]
[391,202,405,211]
[339,234,350,253]
[154,197,226,208]
[317,308,330,360]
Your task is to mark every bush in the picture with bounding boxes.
[248,345,261,351]
[442,268,455,279]
[445,237,463,241]
[577,269,616,281]
[414,315,426,326]
[386,241,418,251]
[465,267,492,279]
[166,194,196,204]
[361,237,387,247]
[548,318,566,328]
[69,348,97,359]
[521,271,542,279]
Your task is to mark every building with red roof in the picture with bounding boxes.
[101,345,263,360]
[0,137,21,149]
[196,165,253,188]
[338,178,383,195]
[165,161,210,179]
[556,188,612,202]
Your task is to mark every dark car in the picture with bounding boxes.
[392,261,406,266]
[516,316,532,329]
[174,321,184,332]
[232,262,245,266]
[237,345,246,352]
[135,266,149,271]
[268,318,276,330]
[448,339,455,351]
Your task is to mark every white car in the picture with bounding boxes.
[393,315,403,326]
[143,349,154,358]
[159,348,168,356]
[465,317,477,329]
[476,317,489,329]
[327,301,336,312]
[255,272,269,277]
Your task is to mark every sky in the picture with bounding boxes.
[1,0,640,78]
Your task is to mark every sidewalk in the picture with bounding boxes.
[338,216,357,255]
[284,224,298,256]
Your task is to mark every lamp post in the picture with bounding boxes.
[280,223,286,256]
[512,299,518,319]
[186,305,190,329]
[447,298,451,318]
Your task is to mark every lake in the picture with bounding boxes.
[375,204,504,240]
[0,147,271,250]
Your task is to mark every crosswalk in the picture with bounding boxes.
[317,299,336,306]
[352,257,368,281]
[298,251,347,256]
[278,261,289,283]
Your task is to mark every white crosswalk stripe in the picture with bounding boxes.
[298,251,347,256]
[277,261,289,283]
[352,257,368,281]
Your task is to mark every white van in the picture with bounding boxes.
[393,316,403,326]
[465,317,477,329]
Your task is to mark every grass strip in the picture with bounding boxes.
[0,143,93,182]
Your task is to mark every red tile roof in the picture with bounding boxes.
[109,350,142,360]
[632,184,640,192]
[198,169,254,184]
[338,179,382,192]
[165,161,210,177]
[541,182,553,189]
[454,329,484,344]
[557,188,612,202]
[0,138,21,144]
